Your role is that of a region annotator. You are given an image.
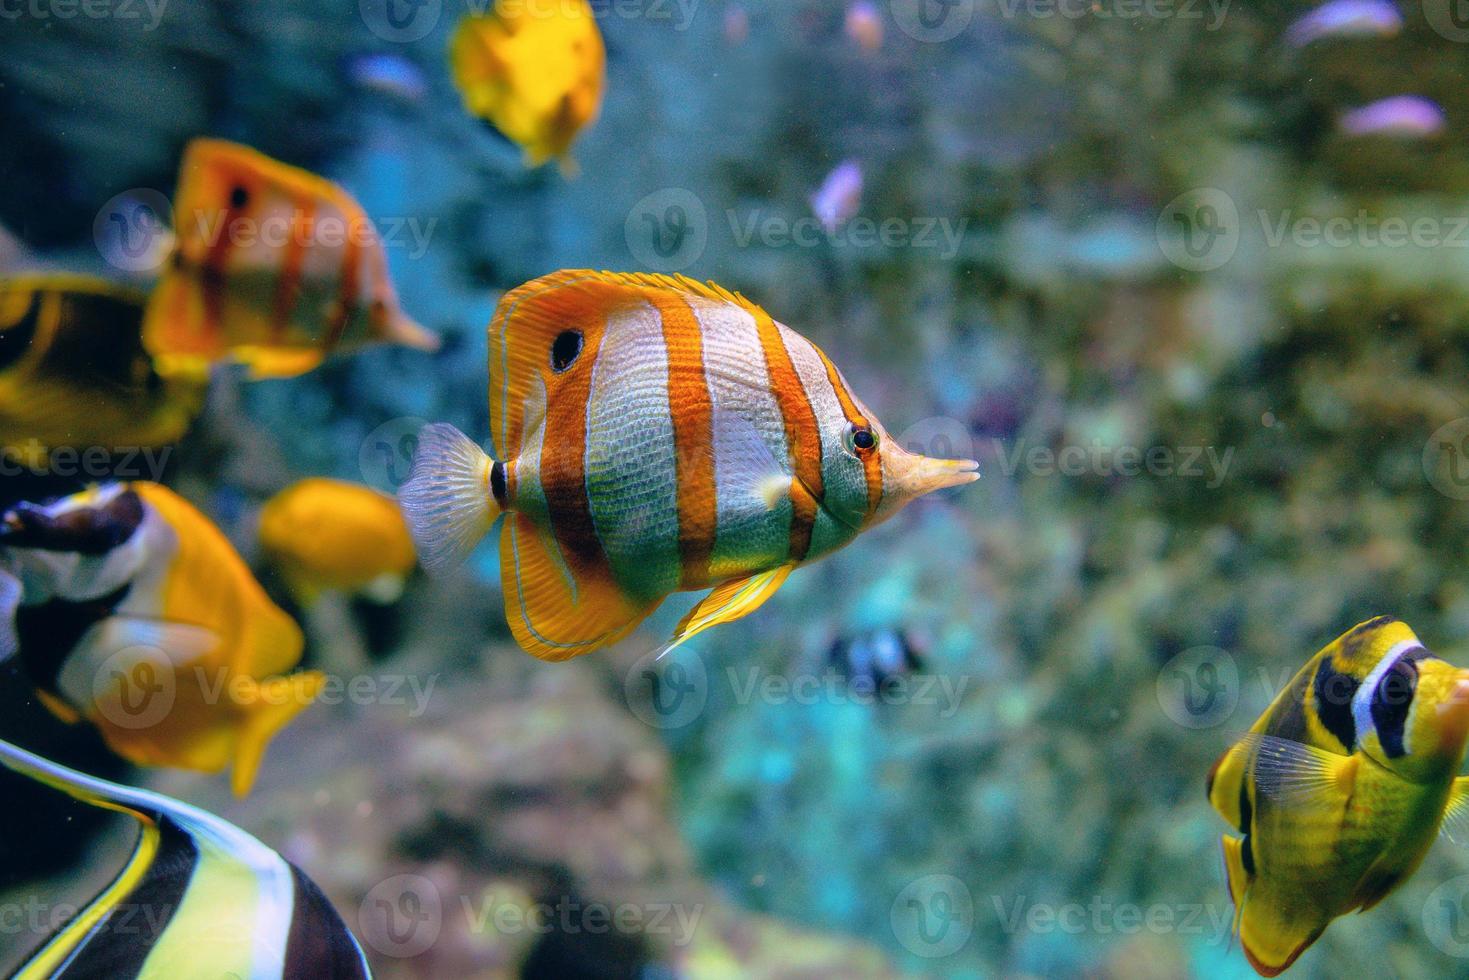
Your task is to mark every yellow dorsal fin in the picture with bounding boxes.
[657,564,795,660]
[501,513,657,661]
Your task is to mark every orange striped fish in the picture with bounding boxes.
[399,270,979,661]
[143,139,438,379]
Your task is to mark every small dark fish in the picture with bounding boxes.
[827,627,926,691]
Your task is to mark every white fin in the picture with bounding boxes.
[710,409,792,523]
[398,422,503,574]
[1236,732,1358,807]
[1441,776,1469,845]
[0,567,19,661]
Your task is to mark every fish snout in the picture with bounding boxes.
[887,442,980,498]
[1432,675,1469,756]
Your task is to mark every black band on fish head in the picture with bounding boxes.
[1312,655,1360,751]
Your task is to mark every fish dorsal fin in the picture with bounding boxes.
[1441,776,1469,845]
[1236,732,1359,809]
[500,512,657,661]
[487,270,764,460]
[656,564,796,660]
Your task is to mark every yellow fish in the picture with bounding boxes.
[449,0,606,171]
[258,477,417,606]
[399,270,979,661]
[0,274,205,467]
[145,138,438,380]
[1207,617,1469,976]
[0,482,323,796]
[0,738,371,978]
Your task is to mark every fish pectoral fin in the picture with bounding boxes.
[707,408,792,523]
[229,670,327,796]
[657,564,796,660]
[1236,732,1358,810]
[1440,776,1469,845]
[501,514,657,662]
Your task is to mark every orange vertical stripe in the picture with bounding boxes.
[323,222,361,353]
[270,196,313,342]
[539,315,606,571]
[754,312,823,561]
[815,348,882,519]
[652,292,718,587]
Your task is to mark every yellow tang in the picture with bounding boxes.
[258,477,417,607]
[399,270,979,661]
[0,274,205,467]
[450,0,606,171]
[0,482,323,796]
[145,138,438,380]
[1207,617,1469,976]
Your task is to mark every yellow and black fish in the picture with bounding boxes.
[399,270,978,661]
[0,737,370,978]
[1207,617,1469,976]
[449,0,606,171]
[0,274,206,467]
[258,477,417,607]
[1,482,323,796]
[145,139,437,380]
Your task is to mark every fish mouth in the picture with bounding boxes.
[902,454,980,496]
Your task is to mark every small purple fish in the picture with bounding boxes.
[723,3,749,45]
[811,160,864,234]
[1339,96,1446,138]
[1285,0,1401,47]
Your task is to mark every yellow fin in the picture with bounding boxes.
[501,513,655,662]
[1236,732,1358,809]
[230,670,326,796]
[1220,835,1248,928]
[35,688,82,725]
[1441,775,1469,845]
[238,345,326,380]
[658,564,795,660]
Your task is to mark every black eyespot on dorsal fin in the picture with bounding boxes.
[1313,655,1359,750]
[550,330,583,373]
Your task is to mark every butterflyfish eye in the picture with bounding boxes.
[844,423,877,456]
[229,185,249,209]
[551,329,583,372]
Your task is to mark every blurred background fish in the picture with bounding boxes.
[1283,0,1402,48]
[1338,95,1446,138]
[145,139,438,380]
[810,160,863,235]
[258,477,416,608]
[844,1,883,53]
[449,0,606,172]
[1,483,320,796]
[0,274,205,470]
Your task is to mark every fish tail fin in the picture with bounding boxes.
[231,671,326,797]
[387,312,440,353]
[398,422,502,573]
